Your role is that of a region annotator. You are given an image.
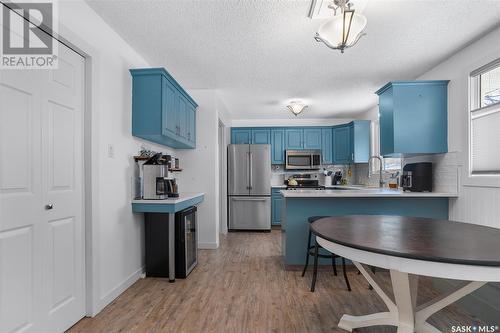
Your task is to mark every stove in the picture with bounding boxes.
[286,185,325,190]
[285,174,325,190]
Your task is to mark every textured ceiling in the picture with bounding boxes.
[86,0,500,119]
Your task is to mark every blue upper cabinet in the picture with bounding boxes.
[231,128,252,144]
[321,128,333,164]
[231,124,368,165]
[376,81,449,156]
[333,125,352,164]
[186,103,196,143]
[351,120,371,163]
[303,128,322,149]
[271,129,285,164]
[131,68,198,149]
[162,77,178,136]
[231,128,270,144]
[252,128,271,144]
[285,129,304,149]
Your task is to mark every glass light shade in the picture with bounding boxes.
[317,10,367,49]
[286,102,307,116]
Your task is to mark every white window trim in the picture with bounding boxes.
[463,61,500,188]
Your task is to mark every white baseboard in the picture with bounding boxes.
[199,242,219,249]
[93,266,145,316]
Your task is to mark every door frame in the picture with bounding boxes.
[0,0,100,318]
[218,119,228,235]
[0,0,145,317]
[54,24,100,317]
[27,17,101,317]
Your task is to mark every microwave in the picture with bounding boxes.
[285,150,322,170]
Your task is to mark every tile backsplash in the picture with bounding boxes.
[403,152,459,194]
[354,152,460,193]
[271,164,354,186]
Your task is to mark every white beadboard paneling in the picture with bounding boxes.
[451,186,500,228]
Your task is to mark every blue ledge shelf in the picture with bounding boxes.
[132,193,204,214]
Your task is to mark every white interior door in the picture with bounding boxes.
[0,39,85,332]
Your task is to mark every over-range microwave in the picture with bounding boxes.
[285,150,322,170]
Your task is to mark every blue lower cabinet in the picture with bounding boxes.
[231,128,252,144]
[271,188,283,225]
[285,129,303,149]
[271,129,285,164]
[303,128,322,149]
[321,128,333,164]
[252,128,271,144]
[333,125,352,164]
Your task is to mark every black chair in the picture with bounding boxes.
[301,216,351,292]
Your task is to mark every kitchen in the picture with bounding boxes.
[1,1,500,333]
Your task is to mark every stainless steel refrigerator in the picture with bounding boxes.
[228,144,271,230]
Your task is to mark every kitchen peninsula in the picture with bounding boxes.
[280,188,458,268]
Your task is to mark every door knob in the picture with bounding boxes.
[45,204,54,210]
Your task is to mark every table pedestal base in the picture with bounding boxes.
[338,262,486,333]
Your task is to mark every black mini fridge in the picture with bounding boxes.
[175,206,198,278]
[144,206,198,279]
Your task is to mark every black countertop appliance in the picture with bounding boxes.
[402,162,432,192]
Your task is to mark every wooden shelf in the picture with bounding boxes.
[133,156,150,161]
[133,156,182,172]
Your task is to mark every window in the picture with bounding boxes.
[470,59,500,175]
[370,120,402,171]
[384,158,402,171]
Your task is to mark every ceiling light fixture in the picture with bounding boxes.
[314,0,367,53]
[287,101,308,116]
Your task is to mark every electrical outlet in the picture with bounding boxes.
[107,144,115,158]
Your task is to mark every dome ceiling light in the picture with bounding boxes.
[314,0,367,53]
[287,101,308,116]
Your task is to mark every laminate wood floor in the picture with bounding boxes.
[69,230,483,333]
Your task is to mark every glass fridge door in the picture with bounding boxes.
[184,209,197,274]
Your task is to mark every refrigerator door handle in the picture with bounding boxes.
[249,152,253,190]
[246,152,251,190]
[231,197,267,201]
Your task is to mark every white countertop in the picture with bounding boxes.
[132,192,205,204]
[280,188,458,198]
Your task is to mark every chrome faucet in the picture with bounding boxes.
[368,156,384,188]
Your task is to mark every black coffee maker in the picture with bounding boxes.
[402,162,432,192]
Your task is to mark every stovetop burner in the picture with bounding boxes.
[286,185,325,190]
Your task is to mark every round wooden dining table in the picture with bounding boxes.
[311,215,500,333]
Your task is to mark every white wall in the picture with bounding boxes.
[176,90,222,249]
[417,25,500,228]
[57,0,174,316]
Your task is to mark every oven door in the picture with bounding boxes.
[285,152,312,170]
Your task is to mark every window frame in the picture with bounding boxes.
[465,58,500,188]
[383,157,402,172]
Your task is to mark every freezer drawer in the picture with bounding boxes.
[229,196,271,230]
